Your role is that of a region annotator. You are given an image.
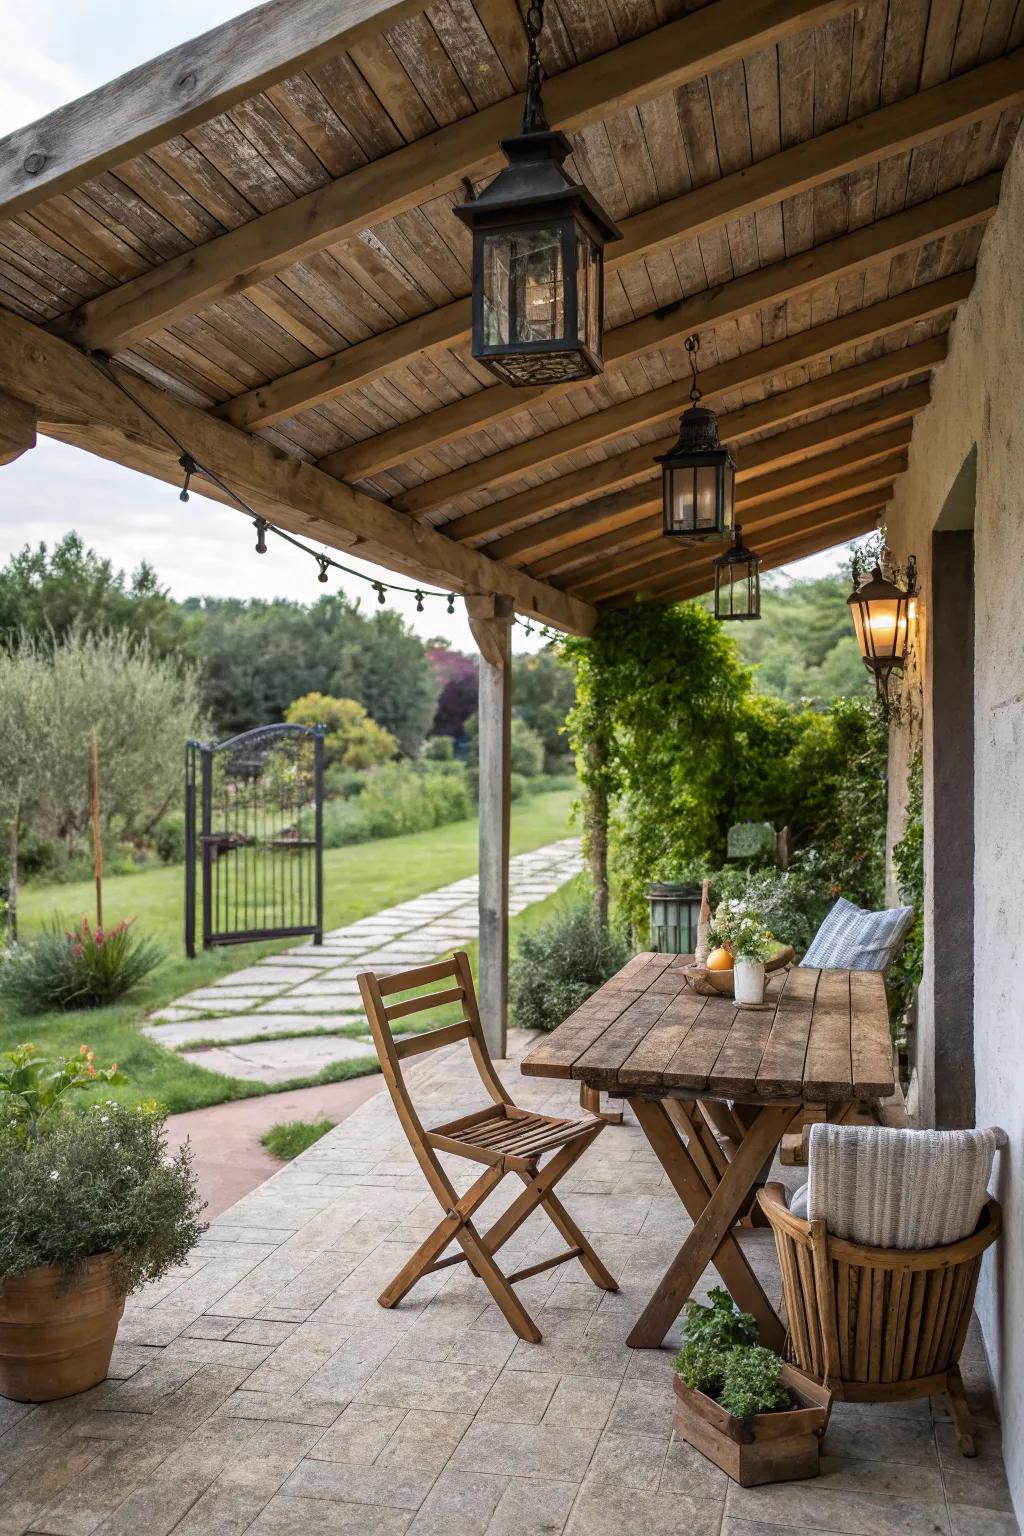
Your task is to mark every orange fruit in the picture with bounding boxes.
[706,946,734,971]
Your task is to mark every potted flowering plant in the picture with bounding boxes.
[0,1045,205,1401]
[707,899,776,1005]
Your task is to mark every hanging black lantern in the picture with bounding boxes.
[714,525,761,621]
[454,0,620,386]
[848,556,916,703]
[658,335,737,539]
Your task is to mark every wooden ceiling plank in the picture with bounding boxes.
[52,0,853,352]
[493,416,915,567]
[570,465,905,599]
[445,349,940,545]
[0,0,435,222]
[400,271,967,518]
[315,173,995,477]
[0,306,594,634]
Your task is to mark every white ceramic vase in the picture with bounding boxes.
[733,958,766,1006]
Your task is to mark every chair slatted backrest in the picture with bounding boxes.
[358,951,512,1150]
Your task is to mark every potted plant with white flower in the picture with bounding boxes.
[707,900,777,1006]
[0,1044,205,1402]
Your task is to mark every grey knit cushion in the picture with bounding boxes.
[800,897,914,973]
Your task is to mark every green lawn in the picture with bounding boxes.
[3,792,577,1113]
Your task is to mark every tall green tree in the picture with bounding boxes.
[733,572,871,706]
[513,648,576,770]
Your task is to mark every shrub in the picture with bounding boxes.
[323,764,367,800]
[708,866,834,955]
[285,692,396,770]
[315,762,472,847]
[0,916,163,1013]
[673,1289,792,1422]
[510,716,545,777]
[0,1056,204,1294]
[423,734,455,761]
[510,897,630,1033]
[153,813,186,865]
[509,772,527,802]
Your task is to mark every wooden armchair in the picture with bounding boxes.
[758,1182,1001,1455]
[358,950,618,1342]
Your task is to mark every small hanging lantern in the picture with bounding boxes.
[848,555,917,703]
[658,335,737,539]
[714,525,761,621]
[454,0,620,386]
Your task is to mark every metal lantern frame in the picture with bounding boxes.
[847,555,917,704]
[453,0,621,387]
[657,334,738,541]
[714,524,761,621]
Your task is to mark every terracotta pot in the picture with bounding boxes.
[0,1253,125,1402]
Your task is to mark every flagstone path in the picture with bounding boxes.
[145,839,582,1084]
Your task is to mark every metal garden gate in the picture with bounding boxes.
[184,724,324,956]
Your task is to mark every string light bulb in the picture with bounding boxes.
[253,518,268,555]
[178,453,197,503]
[316,557,330,584]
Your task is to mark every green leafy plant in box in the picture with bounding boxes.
[673,1288,792,1423]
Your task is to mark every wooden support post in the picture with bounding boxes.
[466,594,514,1060]
[0,393,36,465]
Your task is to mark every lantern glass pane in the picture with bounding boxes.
[577,230,600,352]
[482,227,564,347]
[862,595,903,661]
[694,463,721,530]
[665,466,696,534]
[722,462,736,532]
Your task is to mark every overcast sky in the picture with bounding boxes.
[0,1,852,654]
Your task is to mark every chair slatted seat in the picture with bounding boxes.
[357,950,618,1343]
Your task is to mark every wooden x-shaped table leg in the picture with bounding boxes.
[625,1097,802,1350]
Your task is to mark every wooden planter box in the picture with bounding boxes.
[672,1364,832,1487]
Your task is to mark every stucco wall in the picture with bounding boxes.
[883,122,1024,1515]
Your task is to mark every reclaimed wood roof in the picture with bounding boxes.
[1,0,1021,631]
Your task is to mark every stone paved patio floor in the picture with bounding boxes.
[144,839,582,1082]
[1,1033,1017,1536]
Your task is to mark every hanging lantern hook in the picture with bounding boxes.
[685,334,702,404]
[521,0,549,133]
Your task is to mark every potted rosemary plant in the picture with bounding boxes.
[0,1045,205,1402]
[672,1289,831,1486]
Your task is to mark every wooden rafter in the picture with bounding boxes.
[54,0,852,353]
[224,49,1021,435]
[0,309,594,634]
[497,416,919,569]
[443,342,944,545]
[571,465,905,601]
[0,0,429,220]
[320,177,996,481]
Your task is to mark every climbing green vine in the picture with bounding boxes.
[889,748,924,1025]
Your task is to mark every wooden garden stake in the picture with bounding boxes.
[89,729,103,929]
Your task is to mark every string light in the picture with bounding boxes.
[178,453,197,503]
[316,556,330,584]
[253,518,268,555]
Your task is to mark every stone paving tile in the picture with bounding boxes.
[180,1036,377,1084]
[245,1493,413,1535]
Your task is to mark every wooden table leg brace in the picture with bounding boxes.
[625,1098,802,1349]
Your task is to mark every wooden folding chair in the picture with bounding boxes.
[358,950,618,1342]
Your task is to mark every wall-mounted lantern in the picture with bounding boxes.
[454,0,620,387]
[657,335,737,540]
[714,525,761,621]
[848,555,917,704]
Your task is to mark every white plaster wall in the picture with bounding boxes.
[883,122,1024,1517]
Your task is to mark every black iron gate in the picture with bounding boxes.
[185,724,324,956]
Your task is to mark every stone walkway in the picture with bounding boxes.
[145,839,582,1083]
[0,1035,1015,1536]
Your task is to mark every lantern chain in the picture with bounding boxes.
[685,333,702,403]
[522,0,549,133]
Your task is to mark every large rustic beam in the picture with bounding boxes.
[641,508,885,607]
[409,277,965,524]
[0,310,595,635]
[0,0,428,221]
[572,468,905,602]
[443,344,943,546]
[321,178,995,481]
[497,418,917,570]
[0,392,37,465]
[225,49,1019,434]
[55,0,851,354]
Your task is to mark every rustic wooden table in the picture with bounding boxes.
[521,951,894,1349]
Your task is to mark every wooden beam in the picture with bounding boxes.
[227,55,1013,434]
[0,310,594,635]
[0,392,37,465]
[320,178,995,480]
[496,418,916,569]
[572,467,905,601]
[443,344,943,545]
[396,273,967,518]
[56,0,852,353]
[642,508,885,607]
[0,0,428,221]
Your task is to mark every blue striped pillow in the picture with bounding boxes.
[800,897,914,973]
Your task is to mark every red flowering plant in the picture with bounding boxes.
[0,915,163,1013]
[0,1043,125,1140]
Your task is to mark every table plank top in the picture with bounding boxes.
[521,952,894,1103]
